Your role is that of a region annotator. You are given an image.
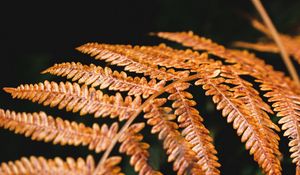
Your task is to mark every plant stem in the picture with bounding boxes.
[251,0,300,85]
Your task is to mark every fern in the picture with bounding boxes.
[234,19,300,64]
[1,21,300,175]
[0,155,97,175]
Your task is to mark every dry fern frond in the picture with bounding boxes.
[155,32,300,107]
[0,155,95,175]
[119,122,162,175]
[234,19,300,64]
[233,41,280,53]
[195,66,281,175]
[3,81,141,121]
[157,30,300,173]
[166,82,220,175]
[143,98,205,175]
[156,31,270,72]
[0,109,119,153]
[258,77,300,171]
[3,23,300,174]
[223,49,300,95]
[92,43,210,70]
[42,62,166,98]
[76,43,190,81]
[95,156,124,175]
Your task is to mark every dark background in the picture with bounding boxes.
[1,1,300,174]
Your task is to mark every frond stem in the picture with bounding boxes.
[251,0,300,84]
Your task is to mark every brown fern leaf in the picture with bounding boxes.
[195,66,282,175]
[143,98,205,175]
[105,43,210,70]
[42,62,166,98]
[166,82,220,175]
[95,156,124,175]
[234,39,300,65]
[156,31,272,74]
[76,43,190,81]
[156,31,300,174]
[223,50,300,170]
[156,31,300,105]
[235,19,300,64]
[258,77,300,172]
[156,32,273,77]
[119,122,162,175]
[0,155,95,175]
[227,52,300,172]
[3,81,141,121]
[156,31,224,54]
[234,41,279,53]
[0,109,119,153]
[228,49,300,95]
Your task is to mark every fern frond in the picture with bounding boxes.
[156,32,264,66]
[0,155,95,175]
[156,30,300,112]
[156,31,300,173]
[235,19,300,64]
[234,39,300,65]
[42,62,166,98]
[96,156,124,175]
[143,98,205,175]
[234,41,279,53]
[3,81,141,121]
[259,78,300,171]
[166,82,220,175]
[0,109,119,153]
[76,43,190,81]
[195,67,282,175]
[119,122,162,175]
[96,43,210,70]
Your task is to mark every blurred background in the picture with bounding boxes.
[1,0,300,174]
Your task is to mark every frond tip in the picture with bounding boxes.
[119,122,162,175]
[96,156,124,175]
[0,109,119,153]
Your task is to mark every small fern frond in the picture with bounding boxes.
[76,43,190,81]
[0,109,119,153]
[234,41,279,53]
[119,122,162,175]
[143,98,205,175]
[3,81,141,121]
[96,156,124,175]
[166,82,220,175]
[0,155,95,175]
[42,62,166,98]
[195,68,282,175]
[236,18,300,64]
[234,29,300,65]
